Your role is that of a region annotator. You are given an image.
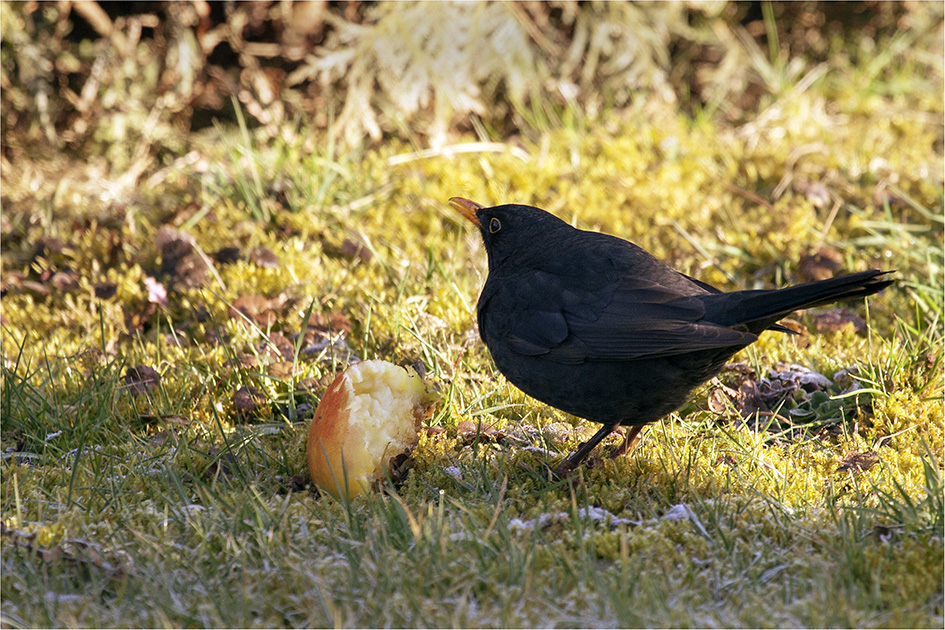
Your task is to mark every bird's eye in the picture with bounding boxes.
[489,217,501,233]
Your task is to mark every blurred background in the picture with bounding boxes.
[3,1,942,157]
[2,0,942,358]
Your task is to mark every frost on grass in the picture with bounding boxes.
[509,506,640,533]
[507,503,712,539]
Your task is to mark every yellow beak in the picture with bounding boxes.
[449,197,483,228]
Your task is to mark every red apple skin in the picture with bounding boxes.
[307,370,355,497]
[306,361,426,499]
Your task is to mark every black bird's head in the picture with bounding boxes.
[449,197,573,269]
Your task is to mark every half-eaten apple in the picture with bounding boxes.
[307,360,430,499]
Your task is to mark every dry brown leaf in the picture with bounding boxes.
[125,365,161,396]
[303,311,352,341]
[125,302,158,333]
[21,280,51,296]
[341,237,372,262]
[213,246,242,265]
[50,271,79,292]
[267,361,295,379]
[837,451,880,473]
[249,245,280,269]
[233,385,266,412]
[94,282,118,298]
[798,248,844,282]
[811,308,868,333]
[156,226,209,289]
[708,378,768,418]
[456,419,496,439]
[229,294,278,327]
[262,332,295,361]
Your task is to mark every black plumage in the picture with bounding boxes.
[451,197,892,474]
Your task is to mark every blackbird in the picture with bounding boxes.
[450,197,892,475]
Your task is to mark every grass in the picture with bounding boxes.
[2,6,944,628]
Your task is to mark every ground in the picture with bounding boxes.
[1,2,943,627]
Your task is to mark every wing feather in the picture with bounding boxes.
[497,277,756,363]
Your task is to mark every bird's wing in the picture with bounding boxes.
[497,274,756,364]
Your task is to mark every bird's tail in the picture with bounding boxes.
[707,270,893,331]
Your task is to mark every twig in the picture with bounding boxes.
[721,180,776,212]
[387,142,529,166]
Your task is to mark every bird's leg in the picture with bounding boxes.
[555,423,618,476]
[607,425,644,459]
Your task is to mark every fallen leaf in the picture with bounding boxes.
[541,422,576,444]
[262,331,295,361]
[303,311,352,341]
[387,451,413,485]
[288,474,309,492]
[296,376,322,392]
[249,245,280,269]
[50,271,79,292]
[811,308,868,333]
[156,226,208,288]
[233,386,266,412]
[125,365,161,396]
[799,248,843,282]
[457,419,496,439]
[267,361,295,379]
[39,236,67,256]
[341,237,372,262]
[708,378,767,418]
[321,234,372,262]
[837,451,880,473]
[204,327,230,345]
[299,335,361,364]
[766,364,832,391]
[213,246,241,265]
[413,401,436,424]
[229,294,277,327]
[154,225,184,251]
[124,302,158,333]
[1,270,25,295]
[94,282,118,298]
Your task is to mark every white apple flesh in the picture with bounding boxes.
[307,360,427,499]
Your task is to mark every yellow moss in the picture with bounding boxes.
[873,390,944,455]
[34,521,67,547]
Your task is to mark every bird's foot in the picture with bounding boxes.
[553,423,621,477]
[552,457,579,479]
[606,425,644,459]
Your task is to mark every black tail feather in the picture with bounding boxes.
[705,270,893,331]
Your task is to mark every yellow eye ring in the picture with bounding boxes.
[489,218,501,233]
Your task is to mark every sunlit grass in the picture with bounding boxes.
[2,11,943,627]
